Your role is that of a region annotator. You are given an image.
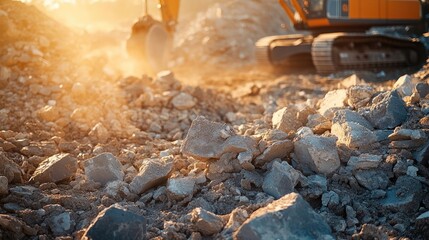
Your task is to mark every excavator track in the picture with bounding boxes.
[312,33,428,74]
[256,32,427,74]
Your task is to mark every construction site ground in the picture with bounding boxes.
[1,0,429,239]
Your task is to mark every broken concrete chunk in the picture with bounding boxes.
[272,106,302,134]
[190,207,225,236]
[171,92,196,110]
[347,85,375,109]
[84,153,124,186]
[347,154,382,171]
[318,89,348,117]
[381,176,423,213]
[294,135,340,175]
[354,170,389,190]
[262,161,300,199]
[235,193,333,240]
[181,117,229,160]
[393,75,414,97]
[332,109,373,130]
[84,205,146,240]
[0,152,22,183]
[30,153,77,183]
[254,140,293,167]
[129,158,173,194]
[331,121,377,149]
[181,117,256,161]
[167,176,196,200]
[362,90,407,129]
[0,175,8,195]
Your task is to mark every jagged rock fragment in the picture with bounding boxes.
[190,207,225,236]
[30,153,77,183]
[262,161,299,199]
[129,158,173,194]
[84,153,124,186]
[235,193,333,240]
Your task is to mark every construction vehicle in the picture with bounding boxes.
[127,0,429,74]
[257,0,429,73]
[126,0,179,75]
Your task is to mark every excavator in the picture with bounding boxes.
[126,0,429,74]
[257,0,429,73]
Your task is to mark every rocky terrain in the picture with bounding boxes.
[1,0,429,239]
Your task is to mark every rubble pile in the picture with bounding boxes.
[0,1,428,240]
[172,0,292,70]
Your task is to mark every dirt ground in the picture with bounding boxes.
[1,0,429,239]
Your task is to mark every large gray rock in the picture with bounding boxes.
[331,121,377,149]
[191,207,225,236]
[362,90,407,129]
[30,153,77,183]
[294,135,340,175]
[181,117,257,162]
[235,193,333,240]
[0,152,22,183]
[381,176,423,213]
[83,205,146,240]
[262,161,299,199]
[272,106,302,134]
[84,153,124,186]
[129,158,173,194]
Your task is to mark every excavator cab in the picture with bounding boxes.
[126,0,180,76]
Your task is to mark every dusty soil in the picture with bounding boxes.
[0,0,429,239]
